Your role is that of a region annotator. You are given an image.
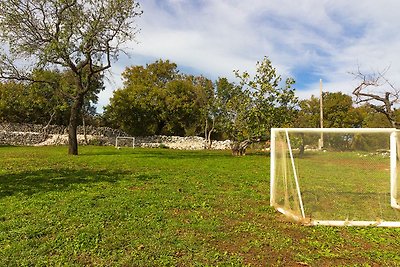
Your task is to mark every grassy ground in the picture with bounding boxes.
[274,150,400,222]
[1,146,400,266]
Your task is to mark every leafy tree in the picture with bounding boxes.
[104,60,211,136]
[28,70,70,126]
[0,0,142,155]
[0,81,28,123]
[296,95,320,128]
[0,70,69,125]
[221,57,298,155]
[0,69,102,127]
[104,60,175,136]
[324,92,363,128]
[193,76,215,148]
[358,104,394,128]
[164,78,203,136]
[296,92,364,128]
[295,91,393,152]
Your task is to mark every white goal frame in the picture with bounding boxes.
[270,128,400,227]
[115,136,135,148]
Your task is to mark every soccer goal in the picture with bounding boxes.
[270,128,400,227]
[115,136,135,148]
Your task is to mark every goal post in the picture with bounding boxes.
[270,128,400,227]
[115,136,135,148]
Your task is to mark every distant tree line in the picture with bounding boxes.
[1,58,399,155]
[0,70,102,127]
[103,58,298,155]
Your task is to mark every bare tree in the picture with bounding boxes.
[0,0,142,155]
[352,67,400,128]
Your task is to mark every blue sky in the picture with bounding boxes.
[99,0,400,111]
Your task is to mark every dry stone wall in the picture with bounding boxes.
[0,123,127,146]
[0,123,231,150]
[133,136,231,150]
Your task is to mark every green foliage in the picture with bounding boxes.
[323,92,363,127]
[297,95,321,128]
[104,60,212,136]
[0,70,101,125]
[221,57,298,145]
[296,92,365,128]
[0,0,142,154]
[358,105,394,128]
[105,57,299,147]
[295,92,396,130]
[0,81,29,123]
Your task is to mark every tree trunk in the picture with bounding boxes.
[68,95,84,155]
[204,119,208,149]
[207,128,214,149]
[299,133,305,157]
[231,140,251,156]
[82,114,87,145]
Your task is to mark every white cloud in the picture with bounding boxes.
[99,0,400,111]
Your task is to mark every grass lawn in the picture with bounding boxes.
[273,150,400,223]
[1,146,400,266]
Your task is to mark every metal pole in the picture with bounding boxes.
[319,79,324,149]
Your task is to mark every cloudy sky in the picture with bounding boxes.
[99,0,400,111]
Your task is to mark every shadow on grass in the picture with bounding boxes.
[0,168,129,198]
[134,173,161,181]
[83,149,237,160]
[79,148,270,163]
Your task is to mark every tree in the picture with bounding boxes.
[296,92,364,128]
[295,95,321,128]
[358,104,394,128]
[0,81,28,123]
[352,68,400,128]
[0,69,102,128]
[221,57,298,155]
[104,60,212,136]
[104,60,177,136]
[0,0,142,155]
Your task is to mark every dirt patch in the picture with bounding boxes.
[210,204,309,266]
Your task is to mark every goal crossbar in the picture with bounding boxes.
[275,128,397,133]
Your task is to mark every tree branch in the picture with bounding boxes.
[352,66,400,127]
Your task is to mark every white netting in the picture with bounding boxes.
[271,128,400,226]
[115,136,135,148]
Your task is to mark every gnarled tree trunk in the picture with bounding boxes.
[68,94,84,155]
[231,140,251,156]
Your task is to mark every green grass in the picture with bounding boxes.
[274,150,400,222]
[1,146,400,266]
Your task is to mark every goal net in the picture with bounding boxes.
[270,128,400,227]
[115,136,135,148]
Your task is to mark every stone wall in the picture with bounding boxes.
[0,123,231,150]
[0,123,127,146]
[0,123,128,137]
[132,136,231,150]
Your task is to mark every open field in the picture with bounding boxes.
[1,146,400,266]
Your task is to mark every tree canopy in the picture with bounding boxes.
[296,92,364,128]
[0,0,142,154]
[104,60,211,137]
[224,57,298,155]
[0,69,102,126]
[104,57,298,155]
